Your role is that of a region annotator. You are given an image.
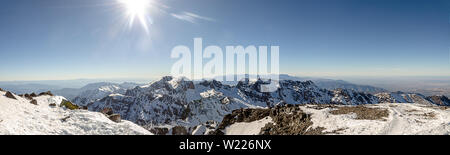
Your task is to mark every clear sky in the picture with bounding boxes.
[0,0,449,81]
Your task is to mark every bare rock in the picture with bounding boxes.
[38,91,54,96]
[101,107,114,115]
[172,126,188,135]
[187,81,195,89]
[426,95,450,106]
[30,93,37,97]
[24,94,33,100]
[61,116,70,122]
[108,114,121,123]
[149,127,169,135]
[30,99,38,105]
[5,91,17,100]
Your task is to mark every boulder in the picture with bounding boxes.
[172,126,188,135]
[61,116,70,122]
[24,94,33,100]
[101,107,114,115]
[149,127,169,135]
[38,91,54,96]
[30,99,38,105]
[108,114,121,123]
[30,93,37,97]
[187,81,195,90]
[5,91,17,100]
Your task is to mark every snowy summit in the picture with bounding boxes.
[0,89,152,135]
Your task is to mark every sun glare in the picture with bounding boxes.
[118,0,152,33]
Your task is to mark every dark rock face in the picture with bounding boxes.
[24,94,33,100]
[101,107,114,115]
[108,114,121,123]
[150,127,169,135]
[172,126,188,135]
[30,99,38,105]
[0,88,3,91]
[214,105,325,135]
[30,93,37,97]
[260,106,324,135]
[18,93,34,100]
[217,108,271,131]
[5,91,17,100]
[426,96,450,106]
[38,91,54,96]
[186,81,195,90]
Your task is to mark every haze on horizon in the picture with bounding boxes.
[0,0,449,82]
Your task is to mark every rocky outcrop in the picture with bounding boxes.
[30,99,38,105]
[216,108,271,131]
[213,105,324,135]
[108,114,121,123]
[30,93,37,98]
[18,91,54,100]
[5,91,17,100]
[426,95,450,106]
[24,94,33,100]
[101,107,114,115]
[38,91,54,96]
[149,127,169,135]
[172,126,188,135]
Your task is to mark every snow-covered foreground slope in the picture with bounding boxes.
[301,103,450,135]
[0,91,152,135]
[215,103,450,135]
[225,117,273,135]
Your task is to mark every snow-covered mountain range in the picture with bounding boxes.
[0,89,151,135]
[54,82,141,105]
[2,75,448,135]
[278,74,387,93]
[70,76,450,134]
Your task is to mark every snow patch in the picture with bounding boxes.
[224,117,273,135]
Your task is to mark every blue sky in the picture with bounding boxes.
[0,0,449,81]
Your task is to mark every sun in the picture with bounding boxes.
[118,0,152,33]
